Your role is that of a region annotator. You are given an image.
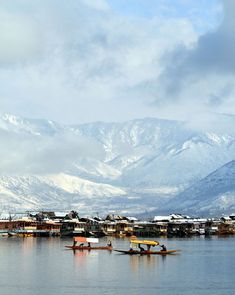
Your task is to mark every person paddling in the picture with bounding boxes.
[160,244,167,251]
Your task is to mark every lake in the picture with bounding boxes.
[0,236,234,295]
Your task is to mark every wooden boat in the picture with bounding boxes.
[114,239,179,255]
[114,249,179,255]
[66,245,113,250]
[65,237,113,251]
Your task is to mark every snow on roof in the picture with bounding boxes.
[221,216,232,221]
[126,217,138,221]
[170,214,189,219]
[0,213,10,219]
[27,211,39,216]
[153,216,171,222]
[54,212,68,217]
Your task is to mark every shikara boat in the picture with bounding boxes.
[114,249,179,255]
[114,239,179,255]
[65,237,113,250]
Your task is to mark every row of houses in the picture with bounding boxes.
[1,211,235,237]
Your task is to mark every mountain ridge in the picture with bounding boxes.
[162,160,235,216]
[1,113,235,215]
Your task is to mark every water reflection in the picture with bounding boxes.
[129,255,157,272]
[21,237,36,253]
[0,236,235,295]
[72,249,90,268]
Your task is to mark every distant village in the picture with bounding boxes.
[1,211,235,237]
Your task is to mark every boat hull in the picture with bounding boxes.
[114,249,179,255]
[65,245,113,250]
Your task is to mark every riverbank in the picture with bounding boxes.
[1,211,235,237]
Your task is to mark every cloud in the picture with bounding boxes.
[154,0,235,118]
[0,11,42,64]
[80,0,109,11]
[0,0,198,123]
[0,128,104,174]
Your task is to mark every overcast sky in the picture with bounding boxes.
[1,0,234,124]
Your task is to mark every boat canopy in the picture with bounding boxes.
[130,239,159,246]
[74,237,99,243]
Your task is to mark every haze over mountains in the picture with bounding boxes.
[1,112,235,216]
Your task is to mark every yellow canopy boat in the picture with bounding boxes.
[130,239,159,246]
[115,239,179,255]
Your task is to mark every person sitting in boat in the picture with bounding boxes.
[147,244,151,251]
[160,244,167,251]
[129,242,133,252]
[107,240,112,247]
[79,243,84,247]
[138,244,145,252]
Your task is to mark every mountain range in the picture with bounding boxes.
[1,112,235,217]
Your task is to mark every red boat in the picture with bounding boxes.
[65,237,113,251]
[66,245,113,250]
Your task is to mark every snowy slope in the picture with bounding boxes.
[75,117,235,188]
[0,113,62,136]
[40,173,126,198]
[1,113,235,215]
[165,160,235,215]
[0,174,126,214]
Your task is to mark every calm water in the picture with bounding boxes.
[0,236,235,295]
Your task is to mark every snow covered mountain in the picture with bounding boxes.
[0,174,126,214]
[164,160,235,216]
[1,112,235,215]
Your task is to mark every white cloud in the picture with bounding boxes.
[0,128,104,174]
[0,0,199,123]
[0,10,43,64]
[154,0,235,122]
[80,0,110,11]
